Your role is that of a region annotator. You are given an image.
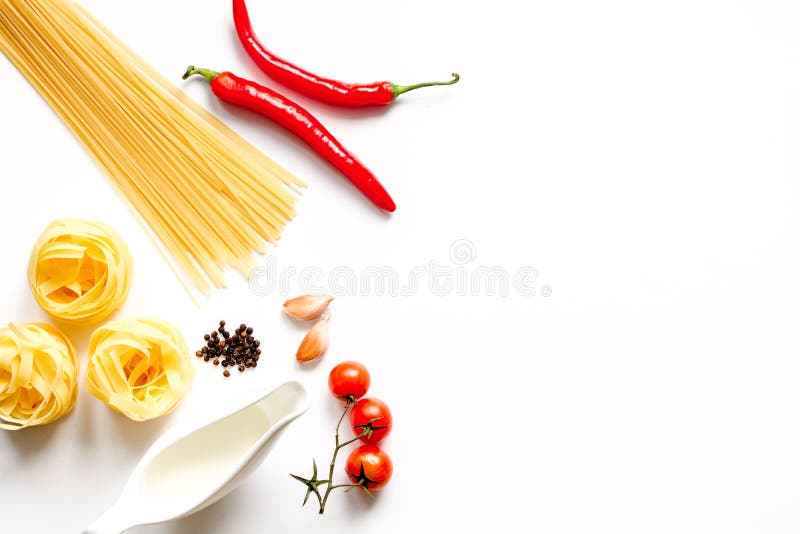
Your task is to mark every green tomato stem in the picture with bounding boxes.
[329,483,362,491]
[318,399,369,514]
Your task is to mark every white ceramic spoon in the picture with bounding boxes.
[83,381,310,534]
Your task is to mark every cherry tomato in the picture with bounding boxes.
[345,445,393,491]
[350,398,393,444]
[328,361,370,400]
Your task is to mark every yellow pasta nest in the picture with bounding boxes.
[28,219,133,325]
[86,318,195,421]
[0,323,79,431]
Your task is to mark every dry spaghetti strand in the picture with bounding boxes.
[0,0,304,293]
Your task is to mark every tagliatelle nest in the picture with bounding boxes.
[0,323,79,431]
[86,317,195,421]
[28,219,133,325]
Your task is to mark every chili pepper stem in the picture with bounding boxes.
[182,65,219,83]
[392,72,460,100]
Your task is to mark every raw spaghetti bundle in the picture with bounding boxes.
[29,219,133,325]
[86,317,194,421]
[0,0,304,293]
[0,323,78,430]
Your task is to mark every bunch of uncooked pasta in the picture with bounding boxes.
[1,219,195,431]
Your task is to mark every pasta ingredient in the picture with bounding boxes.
[296,315,330,364]
[328,361,371,401]
[292,361,394,513]
[28,219,133,325]
[183,67,396,212]
[0,0,303,293]
[349,398,393,445]
[86,317,195,421]
[283,295,334,321]
[197,321,262,377]
[0,323,78,431]
[345,445,393,492]
[233,0,459,107]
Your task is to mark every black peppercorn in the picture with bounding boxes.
[198,320,263,377]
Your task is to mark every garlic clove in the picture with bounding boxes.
[296,315,330,364]
[283,295,334,321]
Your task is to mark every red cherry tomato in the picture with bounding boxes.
[328,361,371,400]
[349,398,393,444]
[345,445,393,491]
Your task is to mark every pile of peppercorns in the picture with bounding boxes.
[195,320,262,377]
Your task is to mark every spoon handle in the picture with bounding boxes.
[83,507,136,534]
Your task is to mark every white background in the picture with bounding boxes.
[2,0,800,532]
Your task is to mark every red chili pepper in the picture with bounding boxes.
[183,66,396,212]
[233,0,459,108]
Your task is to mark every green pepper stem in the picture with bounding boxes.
[392,72,460,100]
[182,65,219,83]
